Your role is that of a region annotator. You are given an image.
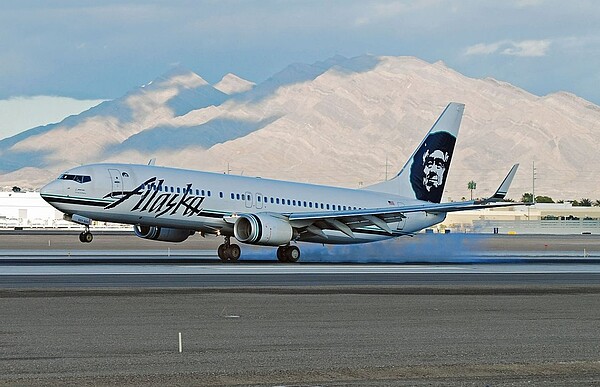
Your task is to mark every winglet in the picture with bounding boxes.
[481,164,519,203]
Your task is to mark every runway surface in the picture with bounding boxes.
[2,262,600,289]
[1,232,600,385]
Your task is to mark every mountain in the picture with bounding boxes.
[214,73,255,95]
[2,55,600,201]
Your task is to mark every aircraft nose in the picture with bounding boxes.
[40,180,59,200]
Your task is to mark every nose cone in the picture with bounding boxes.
[40,180,60,202]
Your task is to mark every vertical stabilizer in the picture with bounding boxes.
[366,102,464,203]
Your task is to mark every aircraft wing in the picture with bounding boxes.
[286,164,523,238]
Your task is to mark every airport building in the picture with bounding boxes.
[444,203,600,234]
[0,191,126,229]
[2,191,600,234]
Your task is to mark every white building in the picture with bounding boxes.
[0,191,60,228]
[444,203,600,234]
[0,191,127,229]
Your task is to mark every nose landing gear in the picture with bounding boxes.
[78,227,93,243]
[217,236,241,262]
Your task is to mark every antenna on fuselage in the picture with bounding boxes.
[148,158,156,166]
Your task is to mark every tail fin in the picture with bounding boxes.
[367,102,465,203]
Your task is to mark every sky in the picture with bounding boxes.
[1,0,599,139]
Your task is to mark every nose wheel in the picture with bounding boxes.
[78,228,93,243]
[217,236,241,262]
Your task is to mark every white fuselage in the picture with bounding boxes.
[40,163,446,244]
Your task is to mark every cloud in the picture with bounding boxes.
[353,0,441,26]
[465,39,551,57]
[502,40,551,56]
[464,42,504,56]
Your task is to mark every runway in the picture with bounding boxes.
[2,232,600,289]
[2,261,600,289]
[1,232,600,385]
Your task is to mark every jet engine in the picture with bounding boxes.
[233,213,294,246]
[134,225,194,242]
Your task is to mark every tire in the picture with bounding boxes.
[277,246,288,263]
[286,246,300,263]
[79,232,86,243]
[217,244,228,262]
[83,232,93,243]
[229,244,241,261]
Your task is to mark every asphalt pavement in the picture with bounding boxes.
[1,231,600,385]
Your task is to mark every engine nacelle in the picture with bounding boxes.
[134,225,194,242]
[233,213,293,246]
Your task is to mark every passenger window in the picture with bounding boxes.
[276,198,280,204]
[271,198,274,204]
[230,193,234,199]
[201,190,205,196]
[236,194,240,200]
[303,201,307,207]
[195,189,200,195]
[309,202,312,208]
[207,191,211,197]
[326,204,330,210]
[242,194,246,200]
[177,187,180,193]
[219,192,224,198]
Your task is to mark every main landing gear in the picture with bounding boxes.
[277,245,300,263]
[78,227,93,243]
[217,236,241,262]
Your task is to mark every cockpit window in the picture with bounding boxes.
[59,174,92,183]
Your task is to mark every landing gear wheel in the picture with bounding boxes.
[229,244,241,262]
[277,245,300,263]
[217,244,228,262]
[79,231,93,243]
[217,237,242,262]
[285,245,300,263]
[277,246,288,263]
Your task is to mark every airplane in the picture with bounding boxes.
[40,102,522,263]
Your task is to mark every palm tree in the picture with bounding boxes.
[467,181,476,200]
[521,193,533,203]
[579,198,592,207]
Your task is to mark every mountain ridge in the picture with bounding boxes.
[2,55,599,201]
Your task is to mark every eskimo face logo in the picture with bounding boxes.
[410,131,456,203]
[422,149,449,191]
